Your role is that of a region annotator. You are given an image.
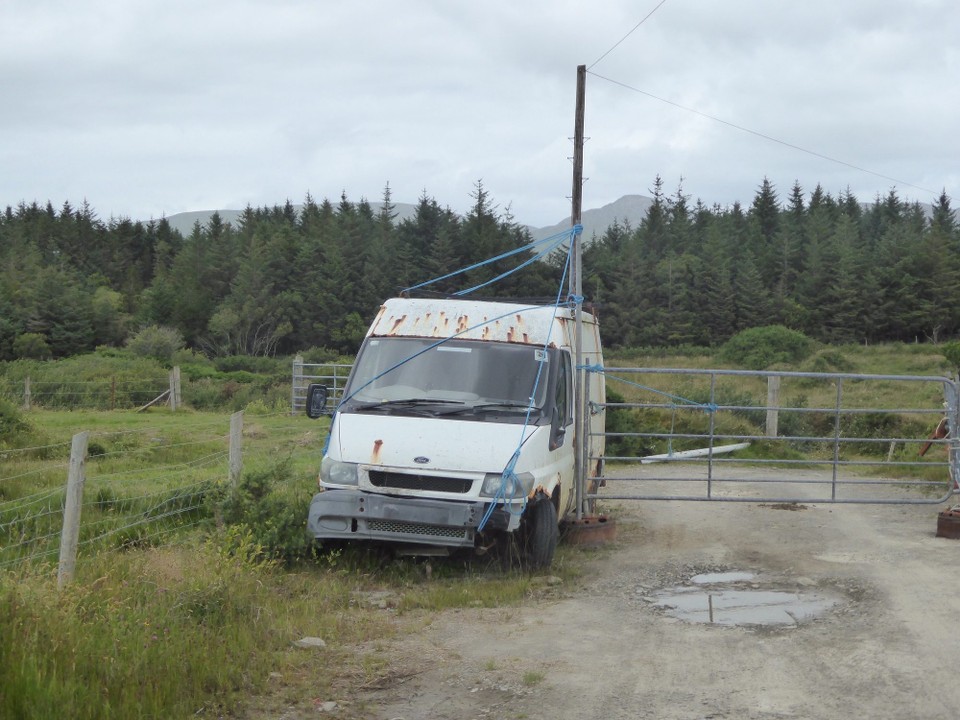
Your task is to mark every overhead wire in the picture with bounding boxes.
[588,0,670,71]
[587,71,939,197]
[583,0,939,199]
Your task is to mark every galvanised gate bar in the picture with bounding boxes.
[584,367,960,506]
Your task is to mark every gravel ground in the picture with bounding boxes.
[351,466,960,720]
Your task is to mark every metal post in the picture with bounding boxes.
[945,378,960,493]
[832,378,844,501]
[23,376,31,410]
[707,374,719,498]
[58,431,89,590]
[229,411,243,486]
[292,355,303,414]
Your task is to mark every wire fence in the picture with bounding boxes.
[0,376,173,411]
[0,412,319,578]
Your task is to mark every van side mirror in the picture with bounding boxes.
[305,384,329,419]
[549,406,566,450]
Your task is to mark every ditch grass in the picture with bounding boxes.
[0,529,583,719]
[0,536,387,719]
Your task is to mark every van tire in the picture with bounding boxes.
[523,495,559,570]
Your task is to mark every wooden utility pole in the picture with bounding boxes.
[571,64,588,519]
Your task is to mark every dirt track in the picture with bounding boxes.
[353,468,960,720]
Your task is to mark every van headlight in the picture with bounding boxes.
[480,471,535,499]
[321,456,359,486]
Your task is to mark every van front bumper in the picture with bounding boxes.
[307,490,511,548]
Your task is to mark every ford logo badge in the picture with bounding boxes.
[414,456,430,464]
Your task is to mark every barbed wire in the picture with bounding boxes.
[0,486,64,510]
[87,451,228,484]
[0,441,73,457]
[0,463,70,484]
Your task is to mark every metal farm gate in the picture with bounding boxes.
[583,368,960,507]
[291,359,352,413]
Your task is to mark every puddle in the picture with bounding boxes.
[651,571,839,627]
[690,571,755,585]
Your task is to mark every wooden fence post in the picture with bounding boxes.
[168,367,182,411]
[766,375,781,438]
[229,411,243,486]
[23,376,31,410]
[58,431,89,590]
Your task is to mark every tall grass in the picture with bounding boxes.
[0,534,392,719]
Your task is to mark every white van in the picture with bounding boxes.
[305,296,604,568]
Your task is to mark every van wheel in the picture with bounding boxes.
[522,495,559,570]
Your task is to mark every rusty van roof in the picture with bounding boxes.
[367,298,591,345]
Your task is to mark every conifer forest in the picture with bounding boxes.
[1,177,957,361]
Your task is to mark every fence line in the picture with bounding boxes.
[0,440,74,457]
[0,414,256,578]
[1,417,325,575]
[1,370,179,411]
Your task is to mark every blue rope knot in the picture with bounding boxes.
[568,293,585,305]
[572,224,583,236]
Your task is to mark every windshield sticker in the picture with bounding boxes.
[436,346,473,353]
[535,349,548,362]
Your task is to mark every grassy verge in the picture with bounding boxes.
[0,407,582,719]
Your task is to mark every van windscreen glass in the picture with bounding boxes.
[341,338,553,421]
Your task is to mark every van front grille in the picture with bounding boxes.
[368,470,472,494]
[367,519,472,540]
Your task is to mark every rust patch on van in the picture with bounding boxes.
[371,439,384,465]
[456,315,468,333]
[388,315,407,335]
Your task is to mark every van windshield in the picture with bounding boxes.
[341,337,553,421]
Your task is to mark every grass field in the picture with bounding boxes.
[0,340,956,717]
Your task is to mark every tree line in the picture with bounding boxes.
[0,178,956,361]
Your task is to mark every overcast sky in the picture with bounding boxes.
[2,0,957,227]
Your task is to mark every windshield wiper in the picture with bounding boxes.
[438,401,539,417]
[352,398,467,414]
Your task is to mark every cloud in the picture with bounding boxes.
[1,0,956,226]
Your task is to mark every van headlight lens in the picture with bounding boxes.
[321,456,359,486]
[480,471,535,499]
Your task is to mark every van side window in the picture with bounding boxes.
[557,351,572,426]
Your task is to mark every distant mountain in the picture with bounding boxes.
[527,194,654,242]
[162,195,656,241]
[163,203,419,235]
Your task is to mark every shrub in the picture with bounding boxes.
[216,459,312,563]
[126,325,185,363]
[215,355,285,375]
[942,341,960,376]
[803,348,855,374]
[603,387,656,459]
[719,326,814,370]
[12,333,51,360]
[0,397,31,444]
